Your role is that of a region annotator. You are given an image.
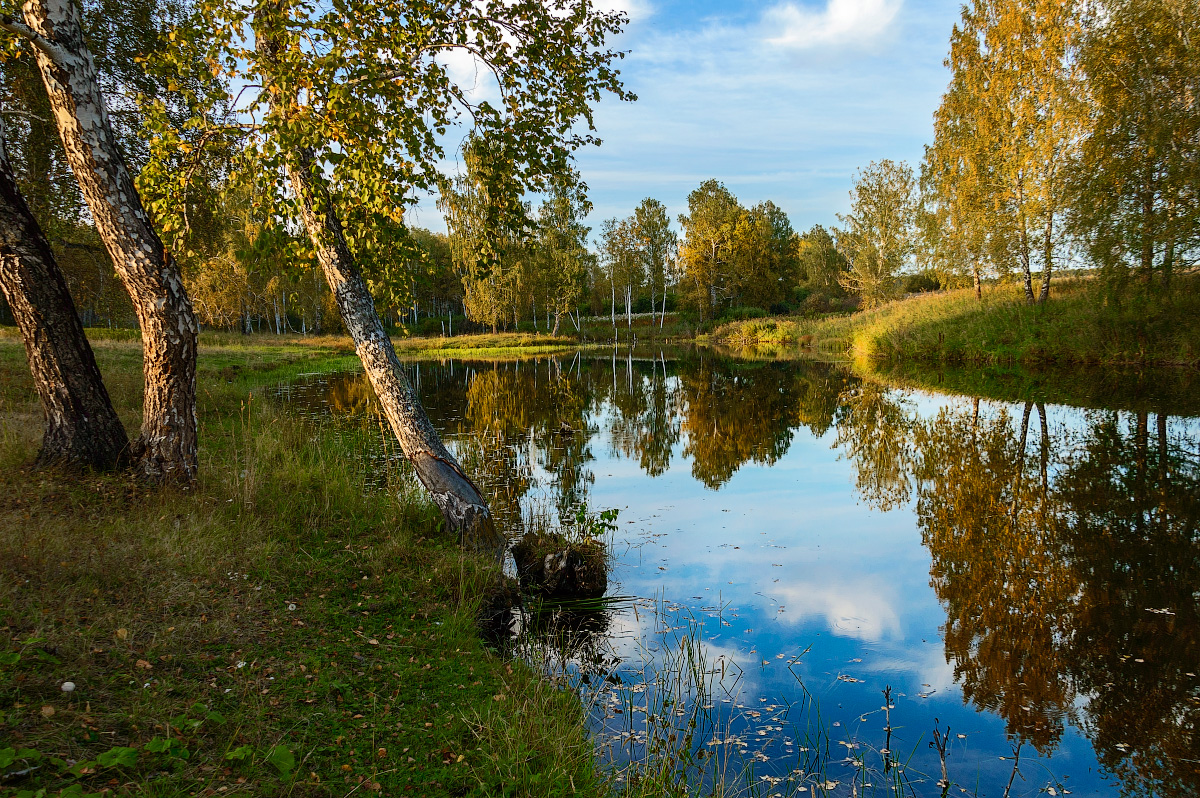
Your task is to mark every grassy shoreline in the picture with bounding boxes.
[711,277,1200,368]
[0,336,602,797]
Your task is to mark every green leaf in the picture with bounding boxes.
[205,710,226,725]
[148,737,191,761]
[96,746,138,769]
[0,652,19,666]
[0,748,42,770]
[224,745,254,762]
[265,744,295,775]
[33,650,61,665]
[58,786,104,798]
[145,737,171,754]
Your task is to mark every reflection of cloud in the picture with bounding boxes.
[864,646,958,697]
[601,605,764,698]
[765,0,902,50]
[773,579,902,641]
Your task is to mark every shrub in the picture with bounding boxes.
[721,306,768,322]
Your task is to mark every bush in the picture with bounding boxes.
[903,271,942,294]
[720,306,768,322]
[798,292,858,317]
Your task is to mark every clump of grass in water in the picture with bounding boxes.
[510,503,617,601]
[534,596,1037,798]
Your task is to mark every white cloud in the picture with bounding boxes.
[435,47,502,106]
[593,0,654,23]
[765,0,903,50]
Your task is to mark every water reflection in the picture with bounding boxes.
[280,353,1200,796]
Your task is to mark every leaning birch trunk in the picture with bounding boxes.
[286,151,502,557]
[0,118,129,469]
[4,0,199,482]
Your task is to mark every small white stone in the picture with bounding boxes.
[61,681,76,692]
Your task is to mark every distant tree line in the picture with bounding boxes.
[550,0,1199,321]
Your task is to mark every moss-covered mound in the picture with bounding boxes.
[511,533,608,600]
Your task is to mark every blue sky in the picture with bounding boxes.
[408,0,965,238]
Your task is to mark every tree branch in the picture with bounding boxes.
[0,14,70,67]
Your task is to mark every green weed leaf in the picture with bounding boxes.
[265,744,295,775]
[225,744,254,761]
[96,746,138,769]
[145,738,171,754]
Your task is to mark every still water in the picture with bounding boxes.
[281,351,1200,797]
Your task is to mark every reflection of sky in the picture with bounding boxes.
[507,378,1148,796]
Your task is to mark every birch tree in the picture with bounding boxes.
[533,171,591,336]
[152,0,630,548]
[0,113,128,468]
[1068,0,1200,293]
[1,0,200,482]
[955,0,1083,303]
[920,9,1003,300]
[631,198,675,326]
[677,180,740,320]
[837,160,916,308]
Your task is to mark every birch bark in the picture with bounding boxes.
[0,117,129,469]
[3,0,199,482]
[287,149,502,556]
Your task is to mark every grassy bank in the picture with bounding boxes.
[0,327,591,360]
[716,277,1200,367]
[0,336,601,797]
[861,360,1200,417]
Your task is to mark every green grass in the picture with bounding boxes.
[714,277,1200,367]
[577,313,700,344]
[0,336,603,798]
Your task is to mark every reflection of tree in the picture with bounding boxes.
[678,359,806,489]
[458,367,538,531]
[321,372,380,416]
[791,365,842,438]
[539,358,596,518]
[916,402,1200,794]
[835,382,916,511]
[1054,412,1200,797]
[607,353,681,478]
[915,402,1072,751]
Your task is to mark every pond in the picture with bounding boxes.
[280,350,1200,797]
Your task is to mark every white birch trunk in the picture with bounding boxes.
[6,0,199,482]
[285,148,500,555]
